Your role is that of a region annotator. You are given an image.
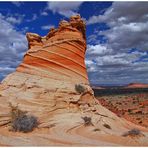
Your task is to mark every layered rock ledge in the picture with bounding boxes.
[17,15,88,84]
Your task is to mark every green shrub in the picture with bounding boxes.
[75,84,85,94]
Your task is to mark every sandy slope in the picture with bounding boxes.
[0,72,148,146]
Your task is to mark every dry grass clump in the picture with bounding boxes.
[93,128,100,132]
[82,116,93,126]
[122,128,142,137]
[9,103,38,133]
[75,84,85,94]
[103,123,111,129]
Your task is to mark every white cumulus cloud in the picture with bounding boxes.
[47,2,83,17]
[85,2,148,84]
[41,25,55,30]
[0,13,27,80]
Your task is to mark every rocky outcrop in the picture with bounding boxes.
[17,15,88,84]
[0,15,148,146]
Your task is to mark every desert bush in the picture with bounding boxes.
[9,103,38,133]
[82,116,93,126]
[93,128,100,132]
[122,128,141,137]
[139,121,142,124]
[128,109,132,113]
[136,110,142,114]
[12,115,38,133]
[75,84,85,94]
[103,123,111,129]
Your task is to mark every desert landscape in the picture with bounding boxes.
[93,84,148,128]
[0,14,147,146]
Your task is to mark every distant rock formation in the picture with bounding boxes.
[0,15,148,146]
[125,83,148,88]
[91,86,105,89]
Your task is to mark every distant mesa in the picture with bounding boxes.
[91,86,105,89]
[125,83,148,88]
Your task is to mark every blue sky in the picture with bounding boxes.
[0,1,148,85]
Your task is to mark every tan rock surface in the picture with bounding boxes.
[0,15,148,146]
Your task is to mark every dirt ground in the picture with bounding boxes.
[97,93,148,128]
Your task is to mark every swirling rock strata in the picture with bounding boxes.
[17,15,88,84]
[0,15,148,146]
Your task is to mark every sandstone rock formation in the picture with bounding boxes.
[125,83,148,88]
[0,15,148,146]
[18,15,88,84]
